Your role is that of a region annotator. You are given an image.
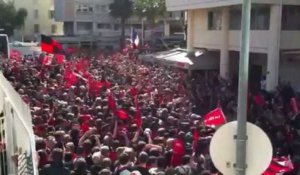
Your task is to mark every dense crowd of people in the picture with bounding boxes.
[1,49,300,175]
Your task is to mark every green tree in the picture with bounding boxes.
[0,2,27,36]
[109,0,133,50]
[133,0,166,24]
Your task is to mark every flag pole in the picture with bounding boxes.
[236,0,251,174]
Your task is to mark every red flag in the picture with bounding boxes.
[89,80,103,95]
[263,157,294,175]
[115,109,129,120]
[171,139,185,166]
[42,55,52,65]
[105,81,111,89]
[65,72,78,88]
[41,35,63,54]
[108,92,117,112]
[129,86,138,97]
[54,54,65,64]
[75,60,85,73]
[204,108,226,127]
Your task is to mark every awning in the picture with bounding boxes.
[139,48,219,70]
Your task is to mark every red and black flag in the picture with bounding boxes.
[41,34,63,54]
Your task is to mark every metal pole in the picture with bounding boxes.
[236,0,251,175]
[141,18,145,46]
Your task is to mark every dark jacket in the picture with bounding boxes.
[39,162,70,175]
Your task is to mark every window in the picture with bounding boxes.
[114,24,120,30]
[95,4,100,11]
[207,10,222,30]
[77,4,93,13]
[34,24,39,33]
[49,10,55,19]
[34,9,39,19]
[98,23,111,29]
[282,5,300,30]
[181,12,185,18]
[51,24,57,33]
[251,6,270,30]
[101,5,108,12]
[229,8,242,30]
[229,5,270,30]
[169,12,173,18]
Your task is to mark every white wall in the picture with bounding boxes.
[166,0,300,11]
[192,9,222,49]
[13,0,63,41]
[191,9,271,53]
[166,0,243,11]
[229,31,270,53]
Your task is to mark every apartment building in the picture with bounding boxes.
[12,0,63,41]
[166,0,300,91]
[53,0,140,49]
[53,0,185,49]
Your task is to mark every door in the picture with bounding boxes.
[250,64,262,91]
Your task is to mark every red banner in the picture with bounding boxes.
[263,157,294,175]
[204,108,226,127]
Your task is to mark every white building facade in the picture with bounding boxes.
[166,0,300,91]
[54,0,162,49]
[13,0,63,41]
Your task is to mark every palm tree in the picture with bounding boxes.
[109,0,133,50]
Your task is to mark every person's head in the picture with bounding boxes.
[37,149,48,167]
[200,171,211,175]
[100,146,110,157]
[74,158,87,172]
[35,138,46,150]
[64,152,73,162]
[51,148,63,163]
[83,139,93,152]
[103,135,112,146]
[99,169,112,175]
[119,153,130,165]
[101,157,112,169]
[157,156,166,169]
[138,152,148,164]
[182,155,190,165]
[65,142,75,153]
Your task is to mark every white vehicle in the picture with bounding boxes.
[0,34,9,58]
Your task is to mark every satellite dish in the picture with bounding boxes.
[210,121,273,175]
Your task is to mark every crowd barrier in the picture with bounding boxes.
[0,72,37,175]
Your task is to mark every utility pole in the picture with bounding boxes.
[235,0,251,175]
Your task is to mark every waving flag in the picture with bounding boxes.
[115,109,129,120]
[41,35,63,54]
[204,108,226,127]
[263,157,294,175]
[131,28,140,48]
[54,54,65,64]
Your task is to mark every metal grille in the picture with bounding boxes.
[0,114,8,175]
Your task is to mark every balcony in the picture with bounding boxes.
[166,0,242,11]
